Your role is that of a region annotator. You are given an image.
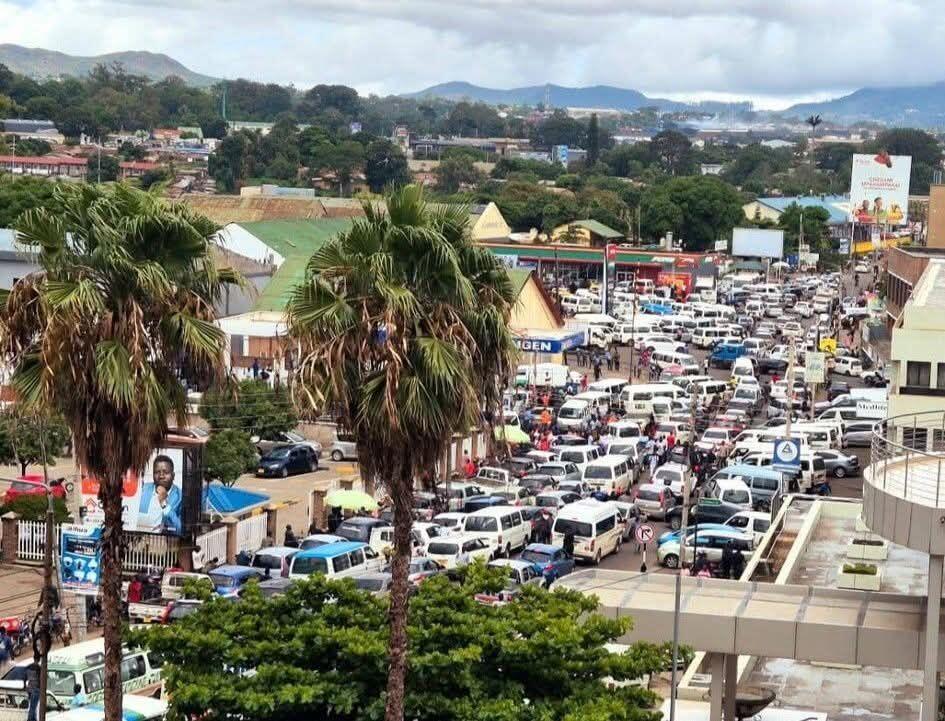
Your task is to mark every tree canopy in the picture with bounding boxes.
[135,564,669,721]
[640,175,745,250]
[200,379,298,440]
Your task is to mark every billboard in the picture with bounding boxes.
[81,446,197,536]
[849,152,911,226]
[731,228,784,259]
[60,524,102,595]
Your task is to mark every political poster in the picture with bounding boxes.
[849,153,911,226]
[80,447,185,535]
[60,524,102,595]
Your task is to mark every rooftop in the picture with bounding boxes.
[908,258,945,310]
[559,219,624,239]
[755,195,850,225]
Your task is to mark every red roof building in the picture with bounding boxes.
[0,155,87,178]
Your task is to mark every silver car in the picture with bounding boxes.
[328,433,358,461]
[843,421,876,448]
[536,461,582,483]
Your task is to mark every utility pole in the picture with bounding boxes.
[96,141,101,184]
[38,415,55,721]
[785,340,796,441]
[669,390,699,721]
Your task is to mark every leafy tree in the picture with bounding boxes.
[286,186,517,721]
[531,110,585,149]
[23,95,57,119]
[320,140,365,196]
[203,428,257,487]
[299,84,361,121]
[364,139,409,192]
[221,78,292,121]
[872,128,943,194]
[490,157,559,181]
[650,130,695,175]
[603,142,655,179]
[0,410,70,475]
[0,175,62,227]
[1,495,71,523]
[587,112,601,166]
[721,143,792,188]
[0,183,238,721]
[433,155,484,194]
[640,175,744,250]
[118,141,146,161]
[138,168,169,191]
[200,379,298,440]
[778,203,831,252]
[136,564,668,721]
[199,116,228,140]
[209,132,254,192]
[11,138,51,156]
[444,101,504,137]
[87,153,120,183]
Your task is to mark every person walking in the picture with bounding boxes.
[593,359,602,382]
[613,347,621,371]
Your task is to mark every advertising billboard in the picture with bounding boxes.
[731,228,784,259]
[81,445,200,536]
[849,152,911,226]
[60,524,102,595]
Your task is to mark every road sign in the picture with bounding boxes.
[773,438,801,469]
[635,524,655,545]
[606,244,617,262]
[805,352,826,383]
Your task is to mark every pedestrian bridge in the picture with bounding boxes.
[555,570,945,671]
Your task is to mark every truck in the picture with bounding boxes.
[514,363,570,388]
[125,570,214,623]
[564,319,610,349]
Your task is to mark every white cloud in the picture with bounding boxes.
[2,0,945,104]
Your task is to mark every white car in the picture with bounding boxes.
[855,262,870,273]
[657,529,754,569]
[781,322,803,339]
[425,533,495,569]
[794,302,813,318]
[432,512,467,534]
[832,356,864,377]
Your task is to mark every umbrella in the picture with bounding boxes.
[325,489,378,511]
[494,425,530,445]
[771,261,790,269]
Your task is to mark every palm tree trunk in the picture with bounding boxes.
[383,465,413,721]
[100,472,124,721]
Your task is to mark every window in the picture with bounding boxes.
[83,668,105,694]
[596,515,616,533]
[500,515,513,530]
[907,361,931,387]
[938,365,945,390]
[728,516,748,529]
[333,553,351,572]
[120,655,147,682]
[903,427,929,451]
[348,549,365,566]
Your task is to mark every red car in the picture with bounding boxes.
[3,475,67,505]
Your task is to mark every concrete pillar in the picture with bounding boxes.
[709,653,724,721]
[923,554,943,721]
[1,513,18,564]
[264,505,279,541]
[310,489,327,530]
[724,654,738,721]
[223,516,238,564]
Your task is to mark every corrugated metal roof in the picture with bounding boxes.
[756,195,850,225]
[565,219,624,239]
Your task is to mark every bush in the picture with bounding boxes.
[0,494,71,522]
[842,562,877,575]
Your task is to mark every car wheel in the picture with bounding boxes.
[505,544,512,558]
[670,516,682,531]
[615,537,622,553]
[834,466,847,478]
[280,467,288,478]
[594,550,602,565]
[663,553,679,569]
[309,460,318,472]
[331,450,343,462]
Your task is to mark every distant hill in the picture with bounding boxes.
[404,81,687,111]
[0,44,219,87]
[785,82,945,127]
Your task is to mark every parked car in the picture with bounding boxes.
[256,444,319,477]
[425,534,495,569]
[399,557,444,585]
[3,475,67,505]
[843,421,877,448]
[657,528,754,569]
[208,566,266,595]
[815,449,861,477]
[520,543,575,585]
[352,572,393,597]
[536,462,582,484]
[254,431,322,457]
[327,433,358,462]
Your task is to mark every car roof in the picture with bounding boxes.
[489,558,533,570]
[339,517,386,527]
[294,541,366,558]
[523,543,562,554]
[210,565,263,578]
[253,546,297,558]
[466,505,520,517]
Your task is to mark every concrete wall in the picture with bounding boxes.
[928,185,945,249]
[510,276,560,333]
[0,259,39,289]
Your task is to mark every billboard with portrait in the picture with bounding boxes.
[849,152,911,226]
[81,446,191,535]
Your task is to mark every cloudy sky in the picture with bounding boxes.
[2,0,944,109]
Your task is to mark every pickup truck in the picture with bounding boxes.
[125,570,214,623]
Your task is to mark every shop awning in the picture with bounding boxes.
[203,484,270,515]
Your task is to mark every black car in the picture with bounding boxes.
[664,498,745,530]
[519,474,556,494]
[756,357,788,375]
[827,381,850,401]
[255,443,319,477]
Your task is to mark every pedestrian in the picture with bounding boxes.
[307,520,322,535]
[667,431,676,449]
[25,657,40,721]
[580,373,589,392]
[463,454,476,478]
[605,349,613,371]
[702,356,709,375]
[127,575,143,603]
[648,451,660,477]
[563,529,575,558]
[593,358,602,382]
[731,545,745,580]
[613,348,621,371]
[284,525,298,547]
[251,357,260,379]
[69,683,87,709]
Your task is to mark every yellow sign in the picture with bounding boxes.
[819,338,837,353]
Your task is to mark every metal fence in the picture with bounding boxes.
[17,520,61,564]
[195,526,228,566]
[235,513,268,553]
[123,533,181,572]
[871,410,945,507]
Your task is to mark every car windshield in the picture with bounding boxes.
[268,447,291,458]
[704,430,726,440]
[251,554,285,570]
[427,542,459,555]
[536,497,559,507]
[558,407,580,418]
[354,577,387,592]
[521,549,552,564]
[285,432,304,442]
[209,573,238,588]
[584,465,615,480]
[554,518,592,537]
[537,465,563,476]
[637,489,660,501]
[291,557,329,576]
[465,516,499,532]
[559,452,583,463]
[725,490,751,505]
[336,523,369,541]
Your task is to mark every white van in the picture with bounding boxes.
[693,380,729,405]
[515,362,569,388]
[745,300,765,318]
[556,399,592,430]
[552,500,622,563]
[288,541,384,580]
[625,397,673,422]
[572,391,610,417]
[587,378,627,407]
[619,383,686,409]
[691,326,727,349]
[731,356,755,380]
[555,444,601,473]
[703,477,753,510]
[573,313,618,342]
[833,356,864,377]
[582,455,633,495]
[603,419,642,446]
[425,533,495,568]
[463,506,530,556]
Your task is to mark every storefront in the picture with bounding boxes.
[512,329,586,365]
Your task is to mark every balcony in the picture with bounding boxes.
[862,410,945,553]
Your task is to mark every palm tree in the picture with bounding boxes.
[286,184,516,721]
[806,114,822,170]
[0,183,238,721]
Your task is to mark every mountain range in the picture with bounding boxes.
[785,82,945,127]
[0,44,218,87]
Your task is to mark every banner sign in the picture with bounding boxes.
[60,524,102,595]
[805,353,826,384]
[850,153,911,226]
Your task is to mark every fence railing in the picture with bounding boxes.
[123,533,181,572]
[870,410,945,507]
[195,526,228,566]
[17,520,61,564]
[235,514,268,553]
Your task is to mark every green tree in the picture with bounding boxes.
[286,186,517,721]
[138,168,169,191]
[0,410,70,475]
[11,138,51,156]
[640,175,744,250]
[531,110,585,149]
[778,203,831,252]
[299,84,361,121]
[0,183,238,721]
[603,143,655,178]
[203,428,257,487]
[87,153,120,182]
[136,565,667,721]
[364,139,409,192]
[433,155,485,194]
[872,128,943,194]
[118,141,146,161]
[0,175,61,227]
[321,140,365,196]
[1,494,70,523]
[587,112,601,166]
[200,379,298,440]
[650,130,695,176]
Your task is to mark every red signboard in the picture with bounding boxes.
[606,244,617,261]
